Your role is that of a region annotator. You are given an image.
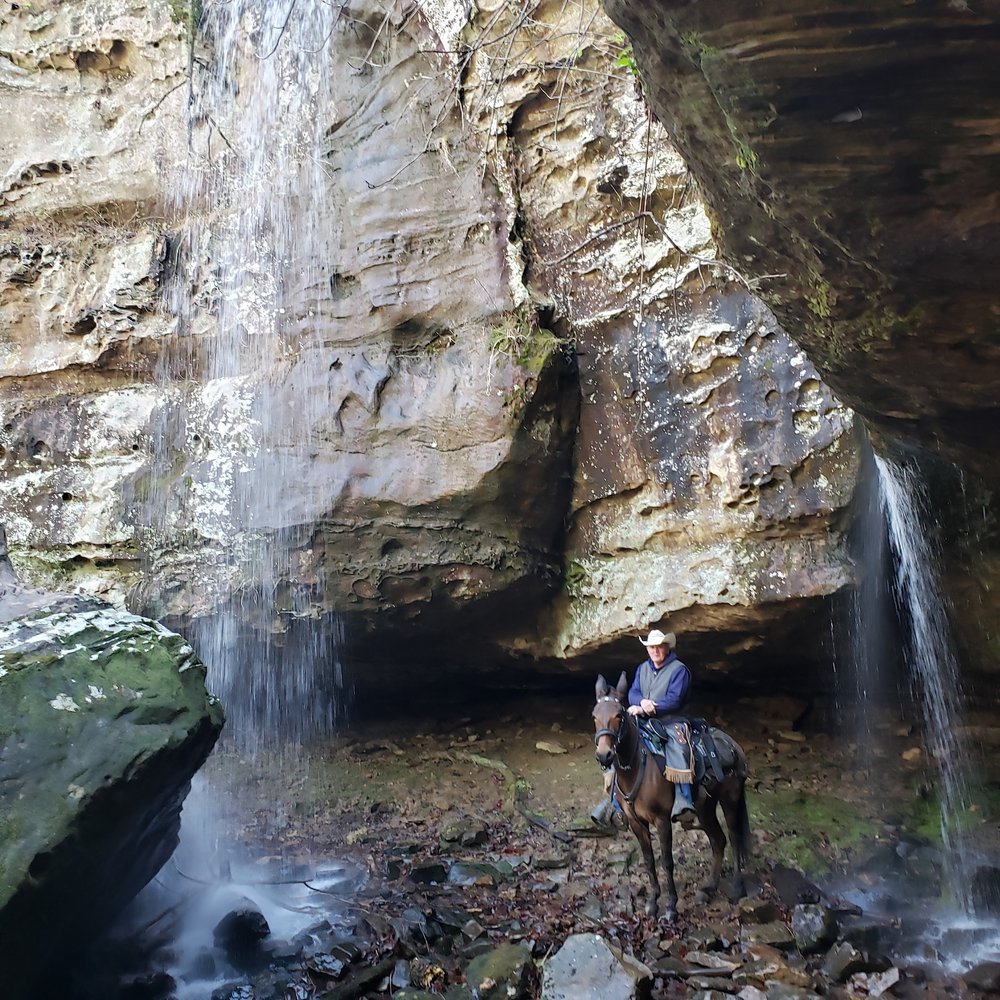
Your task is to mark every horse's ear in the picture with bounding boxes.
[596,675,609,698]
[616,671,629,699]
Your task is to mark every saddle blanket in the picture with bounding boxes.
[638,717,745,787]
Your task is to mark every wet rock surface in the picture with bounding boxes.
[63,694,1000,999]
[0,577,222,999]
[0,0,858,686]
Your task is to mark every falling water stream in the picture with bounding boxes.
[843,451,1000,969]
[127,3,360,992]
[874,455,974,908]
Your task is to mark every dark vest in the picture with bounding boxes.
[635,655,689,714]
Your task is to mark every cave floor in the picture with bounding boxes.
[183,689,1000,997]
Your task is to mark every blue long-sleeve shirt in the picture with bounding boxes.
[628,651,691,716]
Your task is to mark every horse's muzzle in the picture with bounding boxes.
[594,741,615,770]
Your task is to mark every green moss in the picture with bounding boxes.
[804,269,835,320]
[168,0,202,37]
[904,784,1000,845]
[564,560,587,592]
[750,787,878,875]
[0,610,221,906]
[721,109,758,176]
[858,302,928,351]
[679,30,719,59]
[488,310,561,376]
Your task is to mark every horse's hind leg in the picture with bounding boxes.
[694,794,726,903]
[627,818,661,917]
[720,779,751,899]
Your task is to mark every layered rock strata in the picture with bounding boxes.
[0,0,860,676]
[484,10,858,662]
[602,0,1000,674]
[602,0,1000,472]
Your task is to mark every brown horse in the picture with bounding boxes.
[592,672,751,921]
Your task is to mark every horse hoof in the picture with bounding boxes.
[644,900,658,917]
[663,906,678,923]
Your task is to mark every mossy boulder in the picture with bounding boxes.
[465,943,532,999]
[0,597,223,998]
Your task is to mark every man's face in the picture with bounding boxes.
[649,643,669,666]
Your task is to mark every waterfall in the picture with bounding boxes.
[154,0,346,755]
[874,455,974,911]
[842,447,897,753]
[126,6,356,986]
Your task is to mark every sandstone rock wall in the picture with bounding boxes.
[601,0,1000,677]
[0,0,861,678]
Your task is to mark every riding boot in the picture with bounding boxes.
[670,782,698,828]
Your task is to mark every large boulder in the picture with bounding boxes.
[0,554,223,999]
[542,932,652,1000]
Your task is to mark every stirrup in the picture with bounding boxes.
[590,797,615,828]
[675,808,698,830]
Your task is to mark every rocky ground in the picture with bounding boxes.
[78,689,1000,999]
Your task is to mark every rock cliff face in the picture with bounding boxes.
[0,0,860,682]
[601,0,1000,676]
[602,0,1000,463]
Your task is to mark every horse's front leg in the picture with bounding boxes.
[654,817,678,922]
[626,816,660,917]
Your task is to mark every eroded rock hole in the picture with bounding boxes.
[329,273,357,301]
[76,50,111,74]
[70,313,97,336]
[108,40,131,67]
[380,539,403,557]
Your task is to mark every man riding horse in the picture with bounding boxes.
[592,628,697,829]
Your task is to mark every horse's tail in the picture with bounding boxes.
[733,781,753,868]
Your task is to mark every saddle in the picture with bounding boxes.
[638,717,744,788]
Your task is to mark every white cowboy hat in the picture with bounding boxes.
[640,629,675,648]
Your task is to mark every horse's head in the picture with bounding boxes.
[593,671,630,769]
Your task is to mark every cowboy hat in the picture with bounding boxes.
[640,629,675,648]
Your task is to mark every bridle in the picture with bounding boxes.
[593,695,626,763]
[594,695,650,804]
